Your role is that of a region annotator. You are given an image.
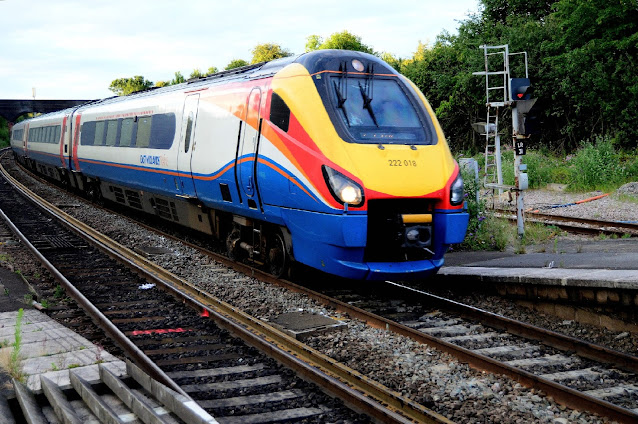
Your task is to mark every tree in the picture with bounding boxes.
[189,69,204,79]
[225,59,249,70]
[0,116,9,147]
[155,81,169,88]
[314,30,375,54]
[250,43,293,64]
[170,71,185,85]
[305,35,322,52]
[108,76,154,96]
[206,66,218,76]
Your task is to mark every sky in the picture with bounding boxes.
[0,0,480,100]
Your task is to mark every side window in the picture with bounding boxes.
[136,116,152,148]
[149,113,176,149]
[184,112,193,153]
[270,92,290,132]
[120,118,135,147]
[105,120,119,146]
[55,126,61,143]
[81,122,96,145]
[94,121,106,146]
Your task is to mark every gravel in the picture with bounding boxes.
[496,184,638,223]
[3,158,632,423]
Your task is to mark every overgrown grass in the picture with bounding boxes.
[0,308,26,383]
[459,160,566,252]
[469,137,638,192]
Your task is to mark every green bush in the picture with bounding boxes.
[0,117,9,148]
[458,163,512,251]
[566,138,627,191]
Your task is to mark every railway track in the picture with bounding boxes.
[494,208,638,236]
[4,152,638,422]
[299,279,638,423]
[0,152,450,423]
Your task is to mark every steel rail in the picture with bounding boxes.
[494,208,638,235]
[8,155,637,421]
[0,155,450,424]
[270,276,638,423]
[0,164,190,397]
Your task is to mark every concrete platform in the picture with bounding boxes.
[441,238,638,288]
[0,309,124,392]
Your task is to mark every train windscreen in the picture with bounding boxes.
[329,76,435,145]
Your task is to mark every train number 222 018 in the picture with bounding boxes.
[388,159,418,167]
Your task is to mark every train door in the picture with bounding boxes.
[236,88,261,204]
[176,94,200,198]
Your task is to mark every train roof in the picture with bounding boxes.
[15,50,397,123]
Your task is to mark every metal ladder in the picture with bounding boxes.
[473,45,512,200]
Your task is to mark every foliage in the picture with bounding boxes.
[225,59,249,70]
[189,68,204,79]
[0,116,9,147]
[170,71,185,85]
[457,163,510,250]
[305,35,322,52]
[251,43,293,64]
[108,76,154,96]
[206,66,218,76]
[305,31,375,54]
[7,308,25,382]
[154,81,169,88]
[565,138,633,191]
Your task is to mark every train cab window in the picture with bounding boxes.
[120,118,135,147]
[106,120,119,146]
[136,116,152,148]
[94,121,106,146]
[329,76,433,145]
[270,92,290,132]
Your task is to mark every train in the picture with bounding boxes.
[9,49,469,280]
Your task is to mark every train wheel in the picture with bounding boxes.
[268,232,288,278]
[226,227,243,261]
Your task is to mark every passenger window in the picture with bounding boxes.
[149,113,176,149]
[81,122,95,145]
[136,116,152,148]
[95,121,106,145]
[184,112,193,153]
[120,118,134,147]
[55,126,61,143]
[105,120,119,146]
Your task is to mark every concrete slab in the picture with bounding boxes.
[441,238,638,290]
[0,310,125,392]
[269,311,346,340]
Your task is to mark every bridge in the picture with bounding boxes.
[0,99,93,122]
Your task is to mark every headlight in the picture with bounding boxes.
[450,172,464,206]
[322,166,364,207]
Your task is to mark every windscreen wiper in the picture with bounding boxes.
[335,61,348,107]
[333,61,350,124]
[359,64,378,126]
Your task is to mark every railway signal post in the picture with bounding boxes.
[473,44,535,237]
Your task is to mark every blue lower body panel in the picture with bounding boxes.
[281,207,469,281]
